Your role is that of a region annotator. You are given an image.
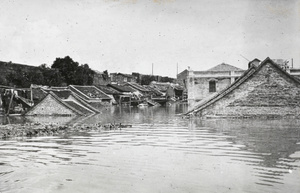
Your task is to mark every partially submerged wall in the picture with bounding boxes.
[197,62,300,118]
[26,94,76,116]
[187,70,243,108]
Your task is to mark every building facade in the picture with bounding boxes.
[187,63,245,107]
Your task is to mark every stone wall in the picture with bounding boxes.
[198,62,300,118]
[26,95,76,116]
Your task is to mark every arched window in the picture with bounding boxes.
[209,80,216,92]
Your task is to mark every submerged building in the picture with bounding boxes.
[26,92,87,116]
[186,57,300,118]
[69,85,112,105]
[26,88,100,116]
[186,63,245,107]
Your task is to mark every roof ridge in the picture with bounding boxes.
[26,92,84,116]
[70,92,100,113]
[49,91,85,116]
[207,63,244,72]
[258,57,300,85]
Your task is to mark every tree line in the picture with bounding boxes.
[3,56,175,88]
[5,56,95,88]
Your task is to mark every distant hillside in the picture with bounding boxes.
[0,61,40,86]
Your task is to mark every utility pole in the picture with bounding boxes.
[152,63,153,76]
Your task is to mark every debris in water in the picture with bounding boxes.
[0,122,133,139]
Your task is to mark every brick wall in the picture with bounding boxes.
[26,95,76,116]
[198,62,300,118]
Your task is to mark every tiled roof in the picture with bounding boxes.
[69,85,111,99]
[69,92,100,113]
[125,82,150,92]
[49,90,71,99]
[49,92,85,115]
[207,63,244,72]
[64,101,94,115]
[96,85,121,95]
[107,84,134,93]
[143,85,164,96]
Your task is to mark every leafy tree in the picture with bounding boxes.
[25,70,45,86]
[6,71,27,87]
[39,63,48,69]
[6,70,44,88]
[0,75,7,85]
[6,65,64,87]
[51,56,94,85]
[51,56,79,85]
[73,64,94,85]
[41,67,64,86]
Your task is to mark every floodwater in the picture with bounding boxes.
[1,104,300,193]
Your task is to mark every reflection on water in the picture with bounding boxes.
[191,119,300,189]
[0,104,300,193]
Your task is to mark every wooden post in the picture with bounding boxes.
[6,116,11,124]
[30,84,33,102]
[6,88,14,116]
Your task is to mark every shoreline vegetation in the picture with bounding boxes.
[0,122,132,139]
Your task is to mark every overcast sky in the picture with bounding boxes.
[0,0,299,77]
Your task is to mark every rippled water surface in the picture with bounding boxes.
[1,105,300,193]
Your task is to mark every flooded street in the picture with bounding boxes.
[1,105,300,193]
